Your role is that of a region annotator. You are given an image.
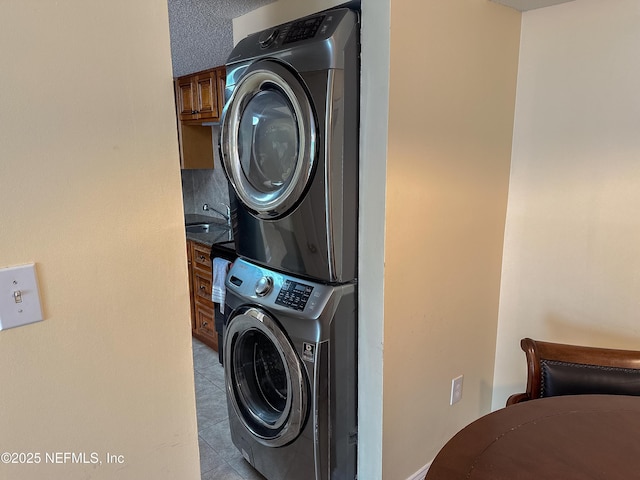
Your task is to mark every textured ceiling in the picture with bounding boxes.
[168,0,275,77]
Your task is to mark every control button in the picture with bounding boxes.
[283,15,325,44]
[259,28,279,48]
[255,276,273,297]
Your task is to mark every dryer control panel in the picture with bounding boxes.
[226,7,357,71]
[283,15,326,44]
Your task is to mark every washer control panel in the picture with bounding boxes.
[225,259,354,319]
[275,280,314,311]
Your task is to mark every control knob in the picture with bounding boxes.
[258,28,279,48]
[255,276,274,297]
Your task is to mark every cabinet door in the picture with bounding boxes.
[176,77,197,122]
[195,70,219,121]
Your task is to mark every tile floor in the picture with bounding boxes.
[192,338,266,480]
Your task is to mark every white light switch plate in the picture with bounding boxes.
[0,263,43,331]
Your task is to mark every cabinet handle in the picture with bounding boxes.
[199,255,206,261]
[199,285,206,290]
[202,321,208,327]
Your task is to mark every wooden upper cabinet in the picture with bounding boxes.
[175,66,225,125]
[174,65,226,169]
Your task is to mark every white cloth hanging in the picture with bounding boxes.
[211,258,231,313]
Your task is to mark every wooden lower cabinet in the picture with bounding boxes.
[194,302,216,344]
[188,239,219,351]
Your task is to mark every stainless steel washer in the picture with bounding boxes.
[220,8,360,283]
[223,258,357,480]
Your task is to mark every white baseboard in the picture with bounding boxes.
[405,461,431,480]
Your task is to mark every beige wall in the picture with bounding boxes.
[0,2,199,479]
[384,1,520,477]
[493,0,640,408]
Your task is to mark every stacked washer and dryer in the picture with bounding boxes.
[218,8,359,480]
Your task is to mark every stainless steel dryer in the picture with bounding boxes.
[219,8,359,284]
[223,258,357,480]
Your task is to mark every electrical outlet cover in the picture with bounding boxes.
[450,375,464,405]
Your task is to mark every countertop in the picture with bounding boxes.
[184,213,235,256]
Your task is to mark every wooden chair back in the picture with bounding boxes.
[506,337,640,406]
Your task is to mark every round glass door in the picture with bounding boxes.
[224,306,309,447]
[220,60,317,219]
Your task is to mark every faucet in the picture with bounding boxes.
[203,203,231,228]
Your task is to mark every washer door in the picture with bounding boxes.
[224,306,309,447]
[220,60,317,219]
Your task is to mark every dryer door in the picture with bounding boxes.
[224,306,309,447]
[220,60,317,219]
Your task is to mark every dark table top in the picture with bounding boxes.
[426,395,640,480]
